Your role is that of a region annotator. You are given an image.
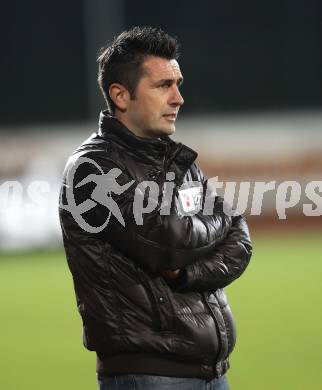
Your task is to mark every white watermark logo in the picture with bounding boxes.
[57,156,322,233]
[59,157,135,233]
[1,156,321,234]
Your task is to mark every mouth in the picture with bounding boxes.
[163,113,177,122]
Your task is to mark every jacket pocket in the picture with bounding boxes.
[214,289,237,358]
[136,267,168,331]
[202,290,237,363]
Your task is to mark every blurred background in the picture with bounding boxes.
[0,1,321,389]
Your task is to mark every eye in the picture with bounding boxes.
[158,80,173,89]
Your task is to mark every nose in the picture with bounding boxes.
[169,85,184,107]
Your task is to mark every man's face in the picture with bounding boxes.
[123,56,184,138]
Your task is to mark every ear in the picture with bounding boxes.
[109,83,130,112]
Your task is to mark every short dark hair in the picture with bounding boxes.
[97,26,180,115]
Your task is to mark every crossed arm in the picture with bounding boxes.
[165,214,252,291]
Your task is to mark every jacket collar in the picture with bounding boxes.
[97,110,198,184]
[98,110,170,154]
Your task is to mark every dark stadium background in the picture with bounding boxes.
[2,0,322,123]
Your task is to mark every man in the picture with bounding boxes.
[59,26,252,390]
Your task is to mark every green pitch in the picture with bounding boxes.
[0,232,321,390]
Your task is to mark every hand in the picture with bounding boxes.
[161,269,181,279]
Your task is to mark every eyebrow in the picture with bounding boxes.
[157,77,184,86]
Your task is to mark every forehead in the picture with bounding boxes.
[141,56,183,81]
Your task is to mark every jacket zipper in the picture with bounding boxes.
[163,143,183,176]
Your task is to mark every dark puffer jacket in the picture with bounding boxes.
[59,111,252,381]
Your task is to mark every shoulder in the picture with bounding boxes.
[61,139,130,191]
[65,133,126,171]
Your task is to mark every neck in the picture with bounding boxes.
[114,111,157,139]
